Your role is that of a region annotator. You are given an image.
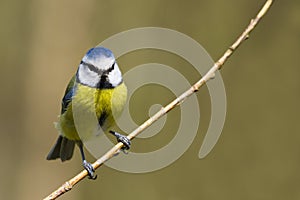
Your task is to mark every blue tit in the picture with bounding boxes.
[47,47,130,179]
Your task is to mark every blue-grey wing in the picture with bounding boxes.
[61,75,76,114]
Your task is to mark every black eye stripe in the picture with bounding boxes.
[107,62,115,73]
[80,60,101,74]
[80,61,115,74]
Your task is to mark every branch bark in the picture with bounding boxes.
[44,1,273,199]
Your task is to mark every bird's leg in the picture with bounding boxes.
[78,142,97,180]
[109,131,131,153]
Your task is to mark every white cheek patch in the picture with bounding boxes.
[108,63,123,87]
[77,64,100,87]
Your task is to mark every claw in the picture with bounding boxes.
[109,131,131,151]
[83,160,97,180]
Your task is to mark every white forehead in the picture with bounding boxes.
[82,47,115,70]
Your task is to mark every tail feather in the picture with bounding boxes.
[46,135,75,162]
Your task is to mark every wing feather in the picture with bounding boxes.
[61,75,76,114]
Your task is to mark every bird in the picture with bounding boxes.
[46,46,130,179]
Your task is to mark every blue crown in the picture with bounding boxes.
[85,47,115,61]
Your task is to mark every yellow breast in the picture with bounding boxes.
[57,82,127,141]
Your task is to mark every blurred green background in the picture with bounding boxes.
[1,0,299,199]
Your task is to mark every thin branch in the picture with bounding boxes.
[43,1,273,199]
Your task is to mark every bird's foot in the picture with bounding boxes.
[83,160,97,180]
[109,131,131,153]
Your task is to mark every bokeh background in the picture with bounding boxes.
[1,0,299,199]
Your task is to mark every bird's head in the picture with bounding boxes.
[76,47,123,88]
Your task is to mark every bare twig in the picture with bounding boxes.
[43,1,273,199]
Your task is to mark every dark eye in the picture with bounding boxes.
[88,64,100,74]
[81,60,101,74]
[107,62,115,73]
